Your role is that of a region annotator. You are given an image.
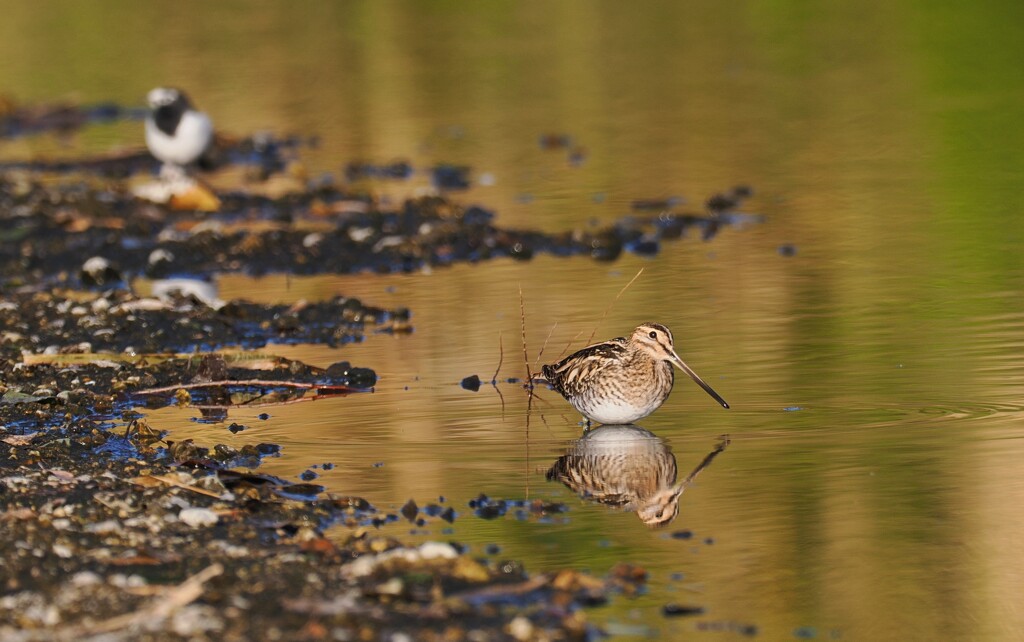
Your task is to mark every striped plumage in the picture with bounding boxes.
[546,425,683,527]
[548,426,732,527]
[542,322,728,425]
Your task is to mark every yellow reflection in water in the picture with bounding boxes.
[4,0,1023,638]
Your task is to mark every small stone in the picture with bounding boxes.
[81,256,121,286]
[71,571,102,587]
[400,499,418,522]
[460,374,481,392]
[52,543,73,559]
[256,443,281,455]
[86,520,123,535]
[418,542,458,560]
[507,616,534,641]
[178,507,219,528]
[662,603,705,617]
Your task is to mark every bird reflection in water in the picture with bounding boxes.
[546,425,729,527]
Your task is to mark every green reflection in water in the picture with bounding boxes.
[3,0,1024,639]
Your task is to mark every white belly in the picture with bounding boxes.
[145,111,213,166]
[573,395,663,425]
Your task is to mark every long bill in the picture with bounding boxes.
[669,353,730,409]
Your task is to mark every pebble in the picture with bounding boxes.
[508,615,534,641]
[71,571,103,587]
[178,507,220,528]
[663,603,705,617]
[85,519,123,535]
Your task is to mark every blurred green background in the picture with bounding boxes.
[3,1,1023,639]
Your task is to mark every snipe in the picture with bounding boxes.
[547,425,731,527]
[541,322,728,425]
[546,424,683,527]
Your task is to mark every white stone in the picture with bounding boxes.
[178,507,219,528]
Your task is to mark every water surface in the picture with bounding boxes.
[3,1,1023,639]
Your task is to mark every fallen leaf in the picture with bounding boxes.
[2,432,38,446]
[130,474,222,498]
[170,184,221,212]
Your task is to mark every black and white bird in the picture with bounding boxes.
[144,87,213,176]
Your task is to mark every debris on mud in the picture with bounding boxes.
[0,345,645,640]
[469,494,570,523]
[0,174,759,284]
[0,288,409,355]
[0,94,759,286]
[0,94,735,640]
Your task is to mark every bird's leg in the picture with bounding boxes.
[159,162,188,182]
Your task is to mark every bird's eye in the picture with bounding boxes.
[649,331,657,339]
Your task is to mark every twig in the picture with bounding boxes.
[54,563,224,639]
[132,380,360,396]
[132,474,223,499]
[555,328,587,361]
[533,322,558,371]
[519,285,532,384]
[584,267,645,346]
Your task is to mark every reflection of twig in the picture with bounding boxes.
[525,377,532,500]
[492,332,507,419]
[133,380,360,396]
[520,285,533,499]
[189,394,348,410]
[683,435,731,484]
[492,332,504,383]
[51,563,223,640]
[585,267,645,346]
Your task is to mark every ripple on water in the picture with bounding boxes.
[917,401,1024,422]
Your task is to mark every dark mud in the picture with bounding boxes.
[0,347,642,640]
[0,288,409,355]
[0,172,758,285]
[0,95,753,640]
[0,99,759,285]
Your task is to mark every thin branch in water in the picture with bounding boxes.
[493,331,507,420]
[533,322,558,371]
[585,267,645,346]
[555,327,587,361]
[132,380,362,396]
[519,284,532,385]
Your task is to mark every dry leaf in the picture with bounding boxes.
[2,432,38,446]
[170,183,221,212]
[130,474,222,498]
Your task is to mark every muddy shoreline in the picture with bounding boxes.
[1,98,757,640]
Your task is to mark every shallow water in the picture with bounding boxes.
[5,1,1024,639]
